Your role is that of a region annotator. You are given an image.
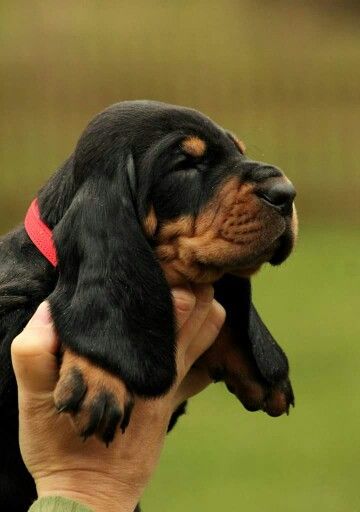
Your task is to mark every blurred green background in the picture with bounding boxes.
[1,1,359,510]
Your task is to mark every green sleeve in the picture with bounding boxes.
[28,496,94,512]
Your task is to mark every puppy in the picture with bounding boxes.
[0,101,297,511]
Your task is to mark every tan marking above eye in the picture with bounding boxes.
[181,136,207,157]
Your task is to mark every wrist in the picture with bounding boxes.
[36,470,142,512]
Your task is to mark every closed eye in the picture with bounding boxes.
[171,154,202,173]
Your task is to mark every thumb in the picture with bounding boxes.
[172,286,196,330]
[11,302,60,394]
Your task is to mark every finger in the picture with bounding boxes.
[172,286,196,330]
[176,284,214,354]
[185,300,226,369]
[174,367,213,406]
[11,302,60,394]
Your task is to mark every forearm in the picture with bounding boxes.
[35,470,144,512]
[29,495,93,511]
[30,496,141,512]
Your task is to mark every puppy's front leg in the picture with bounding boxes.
[197,275,294,416]
[54,349,134,445]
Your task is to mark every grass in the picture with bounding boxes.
[143,225,360,512]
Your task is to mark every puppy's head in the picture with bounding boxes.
[40,100,297,395]
[88,101,296,285]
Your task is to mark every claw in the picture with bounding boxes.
[55,353,133,444]
[120,398,134,433]
[54,367,87,413]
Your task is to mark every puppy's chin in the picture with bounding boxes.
[269,216,297,266]
[225,219,297,277]
[230,265,263,279]
[157,209,298,285]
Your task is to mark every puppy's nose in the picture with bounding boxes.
[256,179,296,216]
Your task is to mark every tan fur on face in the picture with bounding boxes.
[143,206,158,237]
[157,215,194,241]
[155,177,287,285]
[182,136,206,157]
[156,215,224,285]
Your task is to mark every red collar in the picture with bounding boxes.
[24,199,58,267]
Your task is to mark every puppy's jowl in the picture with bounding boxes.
[0,101,297,511]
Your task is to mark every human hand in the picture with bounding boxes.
[11,284,225,512]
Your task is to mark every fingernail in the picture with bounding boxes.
[28,302,52,327]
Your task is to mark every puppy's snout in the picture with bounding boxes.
[255,178,296,216]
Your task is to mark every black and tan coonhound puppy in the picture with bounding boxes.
[0,100,297,511]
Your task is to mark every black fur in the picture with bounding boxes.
[0,229,57,511]
[0,101,295,511]
[47,154,175,397]
[214,275,289,383]
[214,275,294,406]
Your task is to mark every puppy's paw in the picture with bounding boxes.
[223,368,294,417]
[54,350,134,445]
[201,326,294,417]
[261,378,294,417]
[221,341,295,417]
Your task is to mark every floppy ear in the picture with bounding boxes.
[213,274,289,384]
[48,153,176,397]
